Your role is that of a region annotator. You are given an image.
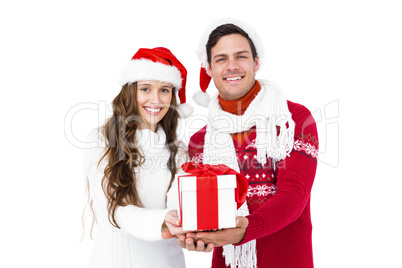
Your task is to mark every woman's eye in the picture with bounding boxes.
[140,87,149,92]
[161,88,170,93]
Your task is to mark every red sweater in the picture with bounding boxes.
[188,100,318,268]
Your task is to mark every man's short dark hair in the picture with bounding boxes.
[206,23,258,66]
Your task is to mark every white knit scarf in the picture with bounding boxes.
[202,80,295,268]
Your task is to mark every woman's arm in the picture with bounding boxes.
[84,130,170,242]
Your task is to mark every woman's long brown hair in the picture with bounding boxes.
[99,82,180,228]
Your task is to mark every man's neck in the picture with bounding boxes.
[218,80,261,115]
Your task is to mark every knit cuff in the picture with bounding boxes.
[238,214,267,245]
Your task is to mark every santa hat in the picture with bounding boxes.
[194,19,264,107]
[119,47,193,118]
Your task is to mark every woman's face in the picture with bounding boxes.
[136,80,173,131]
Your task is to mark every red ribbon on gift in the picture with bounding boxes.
[180,162,248,230]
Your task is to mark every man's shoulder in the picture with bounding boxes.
[287,100,318,148]
[287,100,311,115]
[189,125,207,148]
[287,100,314,124]
[188,125,207,160]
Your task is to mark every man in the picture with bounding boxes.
[165,22,318,268]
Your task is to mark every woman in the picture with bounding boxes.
[84,47,192,268]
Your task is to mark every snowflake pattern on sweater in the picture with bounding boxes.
[190,130,318,209]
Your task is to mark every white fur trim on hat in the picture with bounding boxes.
[119,59,182,89]
[197,18,264,70]
[192,91,210,108]
[177,103,193,118]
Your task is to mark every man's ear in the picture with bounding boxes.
[254,56,260,72]
[206,64,213,77]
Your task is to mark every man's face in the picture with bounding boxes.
[207,33,260,101]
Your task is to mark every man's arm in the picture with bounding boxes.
[183,103,318,249]
[240,103,318,243]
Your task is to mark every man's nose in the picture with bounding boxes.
[226,58,240,71]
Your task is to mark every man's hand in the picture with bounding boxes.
[177,216,248,252]
[177,233,215,252]
[193,216,248,247]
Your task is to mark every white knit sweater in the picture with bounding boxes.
[84,126,186,268]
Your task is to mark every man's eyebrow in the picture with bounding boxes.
[213,50,251,59]
[236,50,251,55]
[213,53,227,59]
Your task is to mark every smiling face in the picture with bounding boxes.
[207,34,260,101]
[136,80,173,131]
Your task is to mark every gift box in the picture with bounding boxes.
[176,162,248,231]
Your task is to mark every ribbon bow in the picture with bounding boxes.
[181,162,248,209]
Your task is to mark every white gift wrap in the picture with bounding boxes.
[177,174,237,231]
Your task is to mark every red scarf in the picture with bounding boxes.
[218,81,261,144]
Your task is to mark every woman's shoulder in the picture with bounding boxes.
[83,128,107,175]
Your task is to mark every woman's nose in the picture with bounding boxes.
[149,90,160,103]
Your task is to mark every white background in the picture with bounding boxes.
[1,0,401,267]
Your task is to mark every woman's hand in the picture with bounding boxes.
[162,210,186,238]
